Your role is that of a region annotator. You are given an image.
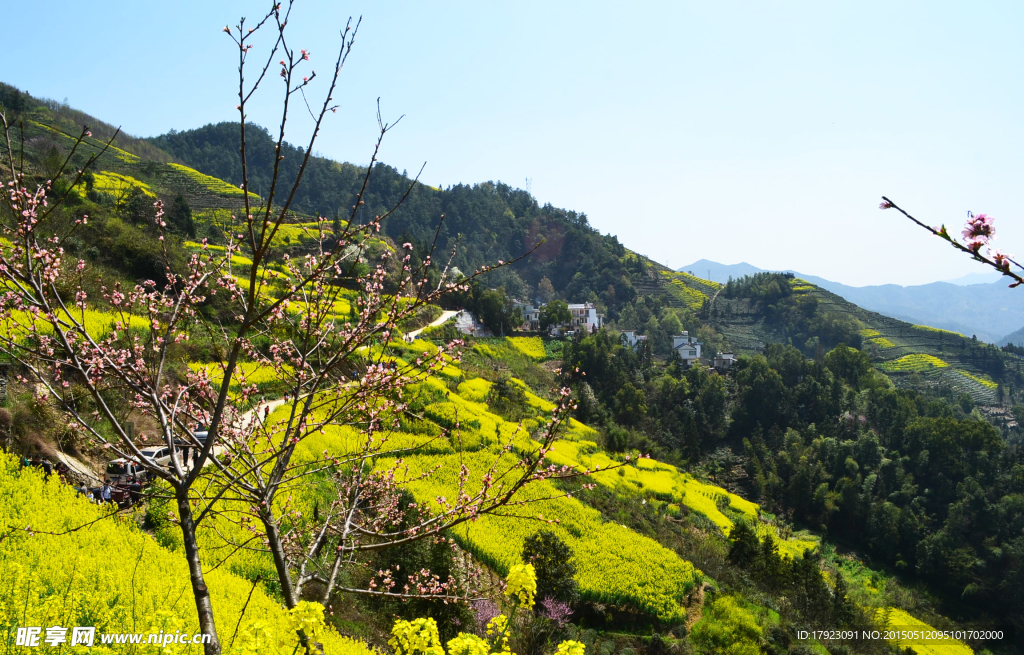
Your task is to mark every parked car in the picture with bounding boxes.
[105,458,146,481]
[136,446,173,467]
[106,444,188,481]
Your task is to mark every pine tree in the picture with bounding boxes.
[522,530,579,605]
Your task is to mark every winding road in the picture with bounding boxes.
[404,309,461,341]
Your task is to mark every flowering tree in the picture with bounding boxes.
[880,197,1024,287]
[0,2,622,650]
[0,4,610,654]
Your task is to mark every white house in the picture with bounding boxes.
[568,303,604,332]
[514,302,542,330]
[672,332,702,366]
[621,330,647,350]
[713,352,737,370]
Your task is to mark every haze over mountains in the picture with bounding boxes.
[680,259,1024,345]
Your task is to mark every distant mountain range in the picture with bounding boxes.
[679,259,1024,345]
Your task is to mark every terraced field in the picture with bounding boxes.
[623,253,722,311]
[244,334,829,624]
[703,275,1018,405]
[21,117,261,215]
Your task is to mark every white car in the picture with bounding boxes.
[136,446,174,467]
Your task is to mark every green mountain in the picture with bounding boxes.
[4,82,1024,654]
[148,122,637,314]
[681,258,1024,345]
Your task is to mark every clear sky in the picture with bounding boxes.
[4,1,1023,287]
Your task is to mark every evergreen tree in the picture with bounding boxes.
[166,194,196,238]
[522,530,579,605]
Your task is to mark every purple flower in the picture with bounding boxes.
[471,598,500,634]
[539,597,574,627]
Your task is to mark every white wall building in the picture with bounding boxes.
[621,330,647,350]
[568,303,604,332]
[672,332,702,365]
[514,302,542,330]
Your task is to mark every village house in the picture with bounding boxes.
[514,302,543,331]
[672,332,702,367]
[512,300,605,334]
[567,302,604,332]
[620,330,647,350]
[713,352,737,370]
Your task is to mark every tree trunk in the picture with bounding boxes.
[177,491,222,655]
[262,514,315,653]
[263,513,299,608]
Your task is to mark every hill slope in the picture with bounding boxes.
[2,82,1016,654]
[681,258,1024,344]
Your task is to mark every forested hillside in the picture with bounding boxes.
[2,82,1022,655]
[149,122,636,313]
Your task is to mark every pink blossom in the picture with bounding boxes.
[879,200,893,210]
[990,249,1013,270]
[539,597,574,626]
[965,236,986,252]
[962,212,995,243]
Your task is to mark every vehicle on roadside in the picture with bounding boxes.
[105,458,147,482]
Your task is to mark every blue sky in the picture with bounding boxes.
[4,1,1024,286]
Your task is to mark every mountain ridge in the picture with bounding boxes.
[680,258,1023,344]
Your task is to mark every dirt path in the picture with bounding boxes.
[706,284,724,314]
[404,309,461,341]
[685,580,709,632]
[238,396,289,430]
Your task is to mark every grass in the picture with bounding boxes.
[29,120,139,163]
